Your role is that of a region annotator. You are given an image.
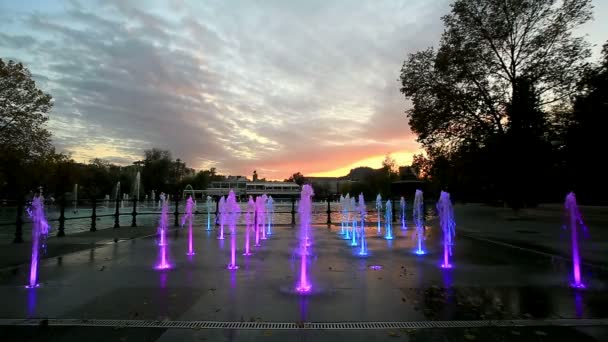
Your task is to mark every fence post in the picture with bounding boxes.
[13,199,24,243]
[326,197,332,225]
[90,197,97,232]
[131,198,137,227]
[57,196,66,237]
[291,196,296,225]
[174,197,180,227]
[114,198,120,228]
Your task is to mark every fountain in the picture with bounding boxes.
[226,190,240,270]
[151,190,156,207]
[296,184,314,294]
[344,196,351,240]
[155,196,171,270]
[436,191,455,268]
[243,196,255,256]
[400,196,406,230]
[384,199,393,240]
[181,196,195,256]
[260,194,268,240]
[73,183,78,213]
[254,196,264,246]
[113,182,121,209]
[413,189,425,255]
[376,194,382,235]
[266,195,274,236]
[218,196,226,240]
[104,194,110,210]
[358,193,368,256]
[26,193,50,288]
[205,196,213,231]
[565,192,587,289]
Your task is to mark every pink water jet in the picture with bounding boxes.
[226,190,240,270]
[565,192,587,289]
[155,198,172,270]
[181,197,195,256]
[296,184,314,294]
[436,191,455,268]
[26,194,50,288]
[243,196,255,256]
[218,196,226,240]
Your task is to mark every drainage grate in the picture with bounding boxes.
[1,318,607,330]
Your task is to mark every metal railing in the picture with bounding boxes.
[1,196,408,243]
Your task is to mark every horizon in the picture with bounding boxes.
[1,0,606,180]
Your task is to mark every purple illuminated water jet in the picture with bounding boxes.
[260,194,268,240]
[437,191,456,268]
[358,193,368,256]
[182,196,195,256]
[205,196,213,231]
[413,189,426,255]
[26,194,50,288]
[226,190,240,270]
[266,195,274,236]
[296,184,314,294]
[565,192,587,289]
[254,196,263,247]
[243,196,255,256]
[155,198,172,270]
[218,196,226,240]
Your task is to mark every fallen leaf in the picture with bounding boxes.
[464,333,476,340]
[535,331,547,336]
[263,330,272,336]
[99,266,105,271]
[388,331,400,337]
[511,330,521,335]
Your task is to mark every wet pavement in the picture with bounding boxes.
[1,218,608,341]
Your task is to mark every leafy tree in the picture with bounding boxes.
[400,0,593,205]
[141,148,172,194]
[286,172,306,186]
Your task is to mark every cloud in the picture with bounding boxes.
[0,0,455,179]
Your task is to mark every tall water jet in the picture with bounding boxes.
[296,184,314,294]
[343,195,351,240]
[218,196,226,240]
[205,196,213,231]
[266,195,274,236]
[226,190,240,270]
[26,194,50,288]
[358,193,368,256]
[181,196,195,256]
[260,194,268,240]
[565,192,587,289]
[73,184,78,213]
[437,191,456,268]
[151,190,156,207]
[413,189,426,255]
[243,196,255,256]
[400,196,406,230]
[350,213,358,247]
[254,196,263,246]
[376,194,383,235]
[155,197,171,270]
[113,182,121,209]
[384,199,393,240]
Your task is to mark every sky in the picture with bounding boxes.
[1,0,606,180]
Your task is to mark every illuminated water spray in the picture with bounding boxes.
[266,195,274,236]
[218,196,226,240]
[343,195,352,239]
[26,194,50,288]
[358,193,368,256]
[254,196,263,247]
[258,194,268,240]
[384,199,393,240]
[155,198,171,270]
[243,196,255,256]
[565,192,587,289]
[413,190,426,255]
[376,194,383,235]
[181,196,195,256]
[226,190,240,270]
[205,196,213,231]
[339,195,346,235]
[296,184,314,294]
[436,191,456,268]
[400,196,406,230]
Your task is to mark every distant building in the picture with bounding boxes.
[200,174,299,197]
[306,177,355,196]
[391,166,425,196]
